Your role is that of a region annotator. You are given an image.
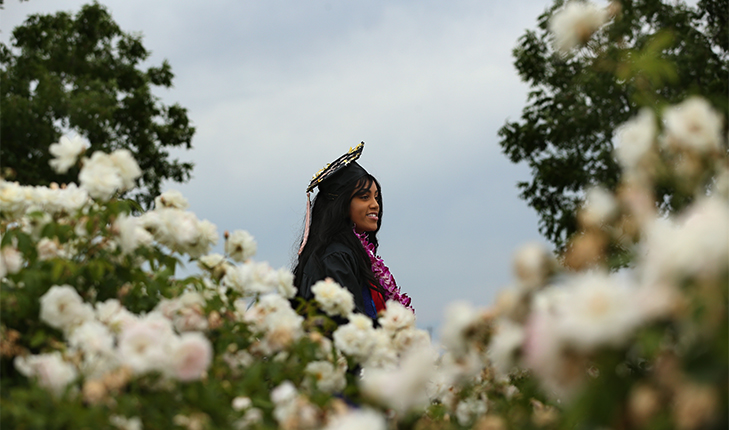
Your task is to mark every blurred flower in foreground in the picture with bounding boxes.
[14,352,78,397]
[323,408,386,430]
[548,1,612,54]
[615,108,657,180]
[40,285,95,333]
[663,96,724,155]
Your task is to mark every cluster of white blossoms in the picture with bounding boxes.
[118,313,212,380]
[360,347,437,415]
[663,96,724,155]
[17,285,213,397]
[0,180,90,219]
[615,97,726,187]
[240,294,305,355]
[333,300,431,369]
[322,408,387,430]
[137,206,218,258]
[615,108,657,178]
[548,1,615,54]
[312,278,355,318]
[304,359,347,394]
[483,94,728,402]
[154,291,209,332]
[455,395,489,427]
[154,189,189,210]
[78,150,142,201]
[14,351,78,397]
[439,301,484,359]
[578,186,619,228]
[270,381,320,430]
[223,260,296,298]
[113,213,154,256]
[332,314,378,363]
[0,244,23,278]
[433,301,495,396]
[640,197,729,286]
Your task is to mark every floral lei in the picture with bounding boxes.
[354,229,414,312]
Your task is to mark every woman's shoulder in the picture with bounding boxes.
[321,241,357,259]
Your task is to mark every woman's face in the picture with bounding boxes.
[349,181,380,233]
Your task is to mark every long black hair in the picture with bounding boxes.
[293,174,386,295]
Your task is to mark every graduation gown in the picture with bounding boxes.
[297,242,380,319]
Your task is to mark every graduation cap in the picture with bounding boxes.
[306,141,368,197]
[299,142,368,254]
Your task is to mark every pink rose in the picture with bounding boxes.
[171,332,213,381]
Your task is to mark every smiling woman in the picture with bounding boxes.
[292,143,412,321]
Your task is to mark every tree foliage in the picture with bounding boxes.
[498,0,728,249]
[0,2,195,208]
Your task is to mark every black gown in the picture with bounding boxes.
[296,242,377,319]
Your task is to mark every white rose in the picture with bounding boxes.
[198,253,226,271]
[439,301,481,357]
[332,314,377,361]
[68,320,115,355]
[190,219,218,258]
[0,180,29,218]
[154,189,189,209]
[548,272,647,351]
[1,246,23,275]
[276,268,297,299]
[360,348,436,414]
[305,361,346,393]
[392,328,431,354]
[312,278,354,318]
[36,238,60,262]
[58,183,90,213]
[664,96,723,154]
[271,380,297,405]
[169,332,213,381]
[238,261,279,296]
[225,230,257,262]
[548,1,610,54]
[323,408,386,430]
[114,214,153,255]
[39,285,94,332]
[580,186,619,228]
[49,134,87,174]
[487,318,526,377]
[14,351,78,397]
[95,298,137,332]
[512,242,556,291]
[109,149,142,190]
[79,152,123,200]
[378,300,415,333]
[118,313,176,374]
[615,108,656,172]
[109,415,143,430]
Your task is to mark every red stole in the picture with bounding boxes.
[370,284,387,313]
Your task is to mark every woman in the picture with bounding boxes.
[293,142,412,320]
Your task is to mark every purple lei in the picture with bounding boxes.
[354,229,414,312]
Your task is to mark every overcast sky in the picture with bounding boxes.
[2,0,558,333]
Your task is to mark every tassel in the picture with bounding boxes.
[298,192,311,255]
